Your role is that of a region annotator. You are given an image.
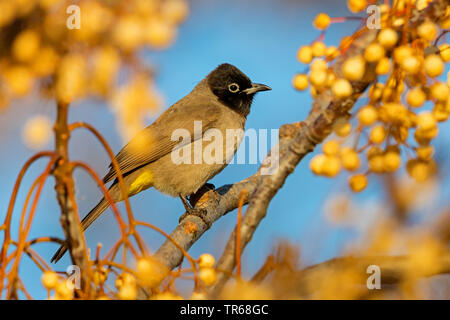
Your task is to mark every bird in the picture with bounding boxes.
[51,63,271,263]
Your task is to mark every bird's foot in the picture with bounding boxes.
[179,194,211,228]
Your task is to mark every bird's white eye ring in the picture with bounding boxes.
[228,83,239,93]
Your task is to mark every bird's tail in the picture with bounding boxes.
[51,197,109,263]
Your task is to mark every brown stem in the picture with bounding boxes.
[6,158,55,299]
[53,101,91,295]
[0,151,54,298]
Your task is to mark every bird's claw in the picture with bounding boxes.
[179,207,210,228]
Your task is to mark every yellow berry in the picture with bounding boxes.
[407,160,430,182]
[93,267,107,286]
[379,102,409,123]
[198,253,215,268]
[416,0,429,10]
[369,83,384,101]
[152,292,183,300]
[2,66,34,96]
[393,17,406,27]
[12,30,40,62]
[310,154,327,175]
[55,281,73,300]
[416,145,434,161]
[323,140,340,156]
[325,46,339,60]
[430,82,449,101]
[41,271,59,290]
[440,10,450,29]
[378,28,398,48]
[334,120,352,137]
[424,54,444,77]
[199,268,217,286]
[326,71,336,87]
[401,55,420,74]
[118,284,137,300]
[364,43,385,62]
[394,45,412,62]
[406,87,427,107]
[190,292,208,300]
[310,59,327,71]
[322,155,341,177]
[0,1,15,27]
[358,105,378,126]
[415,126,438,144]
[311,41,326,57]
[297,46,313,64]
[347,0,367,13]
[292,74,308,91]
[349,174,368,192]
[417,21,438,41]
[370,125,386,144]
[343,55,365,81]
[383,151,401,172]
[417,112,436,131]
[161,0,189,24]
[440,13,450,29]
[145,19,176,49]
[376,57,391,75]
[433,103,449,122]
[136,257,169,288]
[32,46,58,77]
[310,69,327,87]
[341,148,360,171]
[113,16,143,51]
[439,44,450,62]
[22,115,52,150]
[368,154,384,173]
[115,273,136,289]
[332,78,352,98]
[313,13,331,30]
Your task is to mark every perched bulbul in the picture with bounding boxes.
[51,63,271,262]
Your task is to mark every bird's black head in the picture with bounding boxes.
[207,63,271,117]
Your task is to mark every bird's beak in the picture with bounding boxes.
[243,83,272,95]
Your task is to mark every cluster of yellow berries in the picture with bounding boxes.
[22,115,53,150]
[198,253,217,287]
[296,3,449,193]
[117,253,217,300]
[41,271,74,300]
[0,0,189,145]
[41,252,219,300]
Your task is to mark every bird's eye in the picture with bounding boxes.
[228,83,239,93]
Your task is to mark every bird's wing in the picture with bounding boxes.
[102,98,225,184]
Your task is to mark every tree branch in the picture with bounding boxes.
[53,101,91,294]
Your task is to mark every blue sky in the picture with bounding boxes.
[1,0,449,299]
